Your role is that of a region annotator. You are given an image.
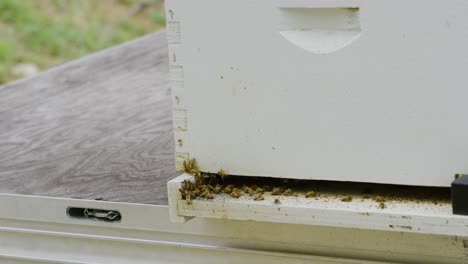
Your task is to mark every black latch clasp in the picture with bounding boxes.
[67,207,121,222]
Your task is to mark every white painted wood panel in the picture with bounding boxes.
[166,0,468,186]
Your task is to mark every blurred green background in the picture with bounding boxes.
[0,0,165,85]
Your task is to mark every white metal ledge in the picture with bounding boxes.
[0,193,466,263]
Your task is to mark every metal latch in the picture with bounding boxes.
[67,207,121,222]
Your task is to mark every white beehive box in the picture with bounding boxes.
[166,0,468,187]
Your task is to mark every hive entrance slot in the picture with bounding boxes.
[177,172,450,208]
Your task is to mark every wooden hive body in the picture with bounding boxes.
[167,0,468,187]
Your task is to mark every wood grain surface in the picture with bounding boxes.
[0,31,177,204]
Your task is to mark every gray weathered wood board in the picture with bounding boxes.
[0,31,177,204]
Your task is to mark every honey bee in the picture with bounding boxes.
[283,189,293,196]
[217,169,228,183]
[186,193,192,204]
[231,188,240,198]
[243,186,255,196]
[196,173,209,184]
[204,191,214,199]
[274,198,281,204]
[305,191,316,198]
[218,169,227,177]
[192,188,201,196]
[182,180,193,191]
[213,185,222,194]
[224,185,233,194]
[183,159,200,174]
[179,188,187,197]
[378,201,386,209]
[254,193,264,201]
[341,195,352,202]
[200,189,210,198]
[262,185,272,191]
[271,187,283,195]
[255,187,264,193]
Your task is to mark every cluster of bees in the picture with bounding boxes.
[179,159,317,205]
[179,159,387,209]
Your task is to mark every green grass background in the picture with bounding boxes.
[0,0,165,85]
